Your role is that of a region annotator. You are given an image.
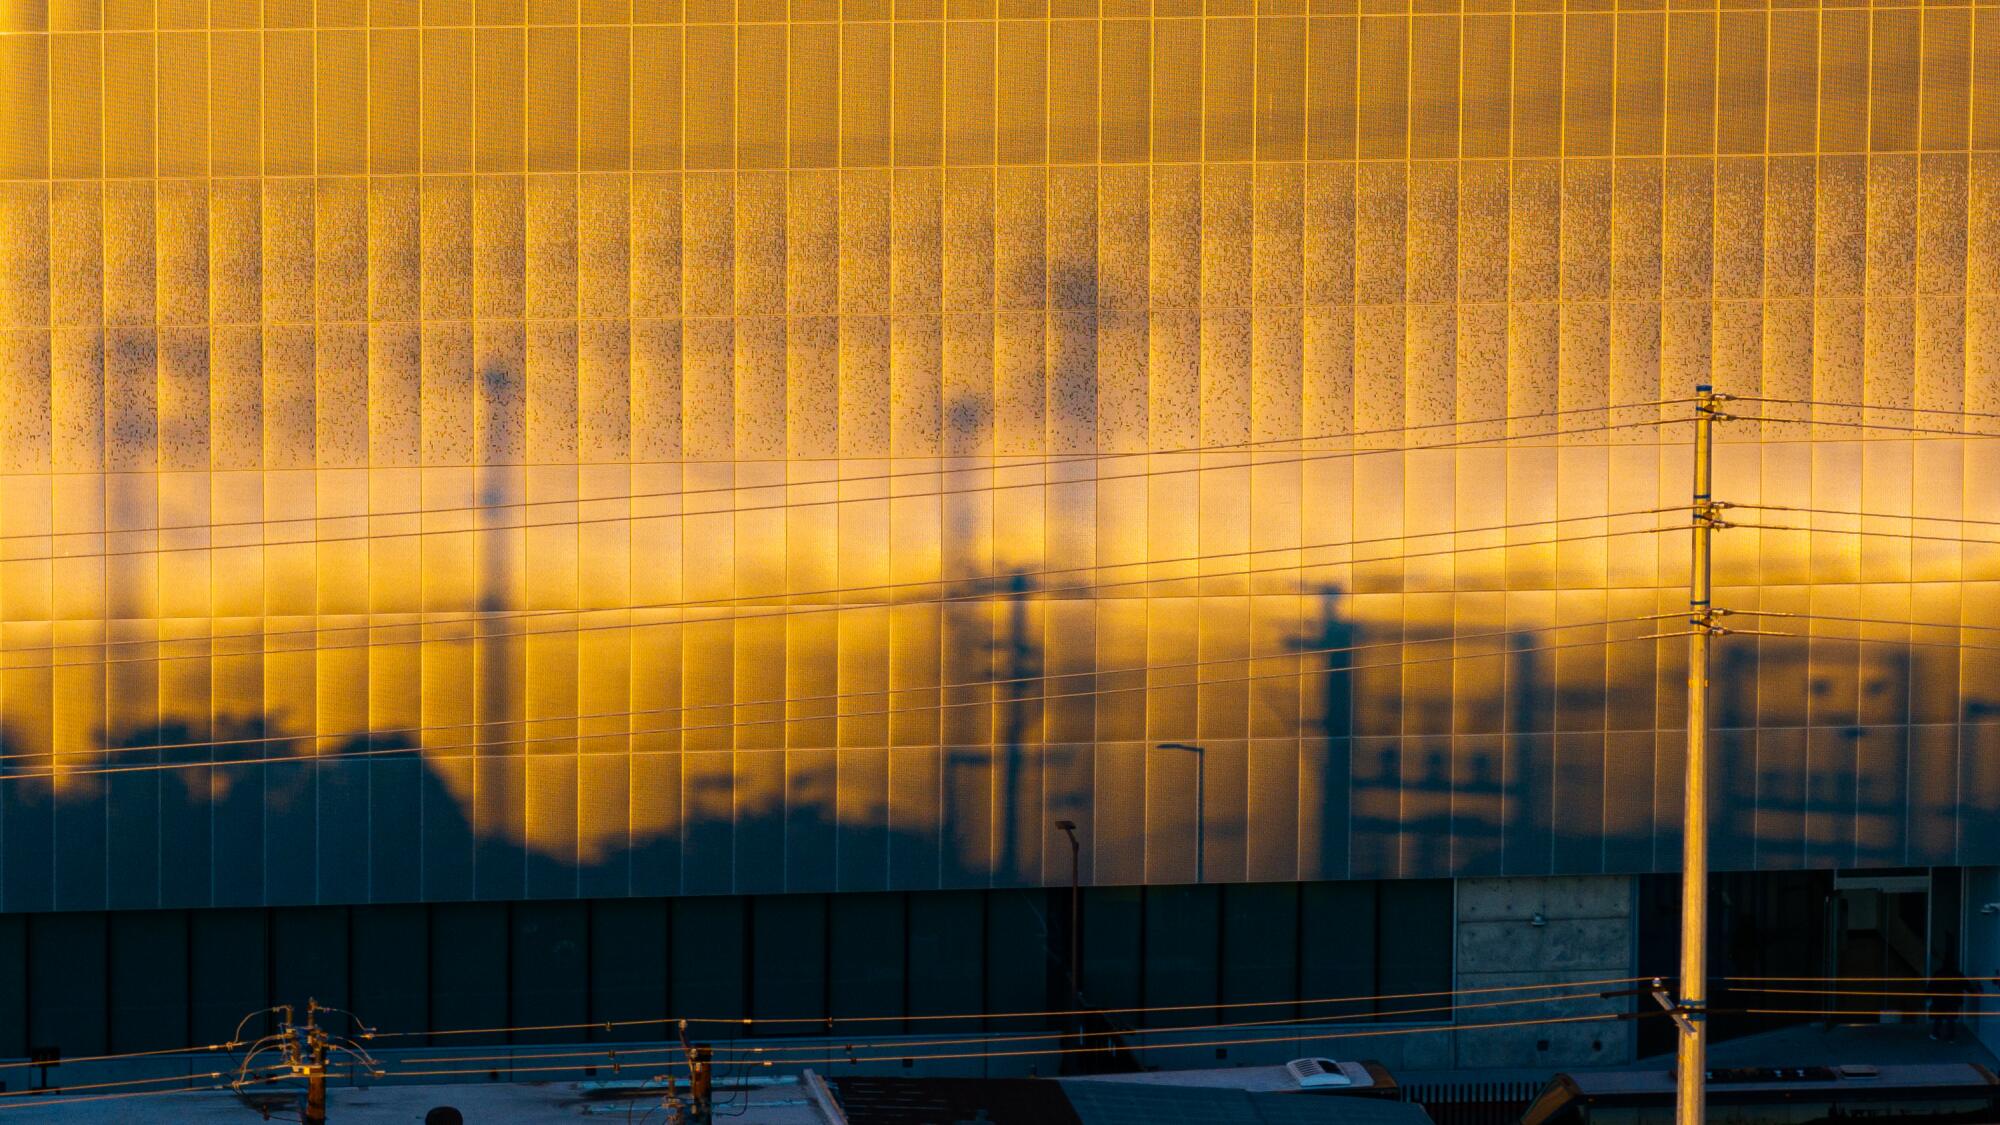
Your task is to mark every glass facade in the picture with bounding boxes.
[0,880,1455,1054]
[0,0,1997,909]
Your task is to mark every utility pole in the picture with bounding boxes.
[692,1045,713,1122]
[298,1000,333,1125]
[304,1035,327,1125]
[229,999,381,1124]
[676,1019,713,1125]
[1679,385,1727,1125]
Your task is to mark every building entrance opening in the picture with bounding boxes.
[1824,870,1933,1019]
[1638,868,1961,1056]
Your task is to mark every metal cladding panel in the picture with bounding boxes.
[430,902,509,1034]
[587,897,670,1042]
[751,893,829,1032]
[0,2,1998,908]
[510,899,591,1044]
[26,913,106,1056]
[107,910,190,1053]
[0,917,18,1057]
[188,908,269,1045]
[670,894,747,1022]
[351,903,432,1037]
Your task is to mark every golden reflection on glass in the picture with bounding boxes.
[1,0,1999,905]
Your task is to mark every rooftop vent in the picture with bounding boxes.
[1286,1058,1356,1089]
[1705,1067,1837,1085]
[1837,1065,1880,1080]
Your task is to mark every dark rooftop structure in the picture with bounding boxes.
[816,1072,1436,1125]
[1062,1082,1436,1125]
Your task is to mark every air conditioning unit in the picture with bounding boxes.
[1285,1058,1356,1089]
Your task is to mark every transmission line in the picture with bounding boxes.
[397,986,1631,1072]
[381,1010,1662,1080]
[0,400,1696,483]
[0,416,1682,567]
[0,508,1691,667]
[370,974,1653,1041]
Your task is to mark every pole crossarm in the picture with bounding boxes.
[228,999,384,1124]
[1646,980,1701,1038]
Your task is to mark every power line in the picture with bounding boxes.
[370,975,1653,1042]
[0,1041,240,1072]
[0,1069,238,1102]
[24,395,1981,568]
[36,604,2000,782]
[1725,986,1981,998]
[0,508,1691,667]
[0,623,1644,764]
[791,1009,1665,1069]
[381,1010,1660,1080]
[1729,519,2000,550]
[1733,503,2000,529]
[0,981,1650,1102]
[52,502,2000,677]
[0,625,1692,781]
[1740,1008,2000,1019]
[19,494,2000,768]
[0,416,1683,567]
[0,401,1697,484]
[1704,608,2000,636]
[0,606,1676,764]
[402,986,1633,1071]
[3,406,1984,600]
[33,987,1981,1096]
[1629,609,2000,670]
[0,1082,248,1113]
[1726,414,1995,440]
[1723,975,1997,982]
[1729,397,2000,423]
[14,417,1992,658]
[417,994,1566,1070]
[0,982,1651,1112]
[19,404,1998,671]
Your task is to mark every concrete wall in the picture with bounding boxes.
[1962,868,2000,1054]
[1452,876,1638,1070]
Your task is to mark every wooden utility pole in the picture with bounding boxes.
[229,1000,381,1124]
[691,1045,713,1123]
[302,1001,330,1125]
[676,1019,713,1125]
[304,1053,327,1125]
[1678,385,1725,1125]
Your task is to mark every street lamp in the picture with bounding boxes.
[1055,820,1082,1006]
[1156,743,1205,883]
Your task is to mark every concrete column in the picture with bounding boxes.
[1452,876,1638,1069]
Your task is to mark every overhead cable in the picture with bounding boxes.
[0,626,1690,781]
[370,974,1654,1041]
[0,509,1691,667]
